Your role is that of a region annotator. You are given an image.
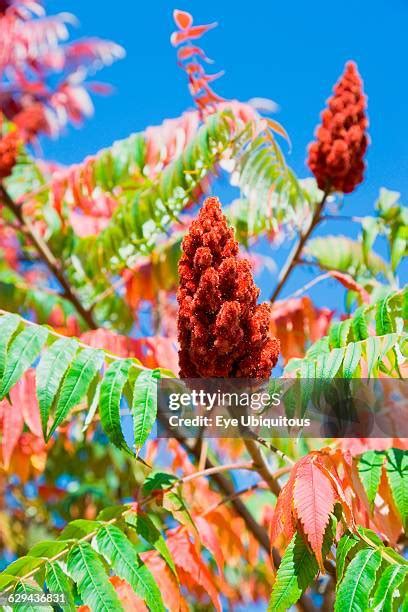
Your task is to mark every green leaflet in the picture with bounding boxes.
[352,306,369,341]
[0,326,48,399]
[47,348,104,440]
[358,451,385,508]
[45,561,76,612]
[268,531,319,611]
[36,337,78,437]
[0,573,17,589]
[132,369,160,454]
[315,347,345,378]
[376,293,394,335]
[306,235,388,277]
[125,510,177,575]
[0,313,20,383]
[95,524,165,612]
[5,555,44,577]
[342,342,362,378]
[99,358,133,454]
[372,563,408,611]
[365,336,381,377]
[336,532,362,583]
[385,448,408,530]
[29,541,69,559]
[391,226,407,272]
[334,547,382,612]
[58,519,100,540]
[67,542,123,612]
[329,320,352,349]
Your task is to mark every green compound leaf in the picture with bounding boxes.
[67,542,123,612]
[95,524,165,612]
[334,547,382,612]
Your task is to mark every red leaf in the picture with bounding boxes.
[171,23,217,47]
[109,576,147,611]
[1,398,24,469]
[141,551,185,611]
[177,46,212,63]
[293,458,337,570]
[173,9,193,30]
[167,528,222,611]
[195,516,224,573]
[327,271,370,303]
[10,370,42,438]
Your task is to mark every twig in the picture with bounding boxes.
[270,191,329,302]
[285,272,333,299]
[0,185,97,329]
[243,438,281,497]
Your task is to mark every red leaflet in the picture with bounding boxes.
[171,9,223,112]
[167,528,222,612]
[271,296,333,364]
[173,9,193,30]
[328,270,370,303]
[177,45,212,62]
[195,516,225,573]
[171,24,217,47]
[11,370,42,438]
[293,458,337,570]
[0,397,24,469]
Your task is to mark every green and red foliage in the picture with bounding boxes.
[0,4,406,611]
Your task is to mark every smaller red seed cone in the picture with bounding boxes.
[0,115,19,181]
[307,61,368,194]
[177,196,280,378]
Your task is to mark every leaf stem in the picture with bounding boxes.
[270,191,329,302]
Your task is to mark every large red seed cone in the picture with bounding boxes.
[307,61,368,194]
[177,196,280,378]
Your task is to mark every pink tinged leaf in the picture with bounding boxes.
[173,9,193,30]
[171,23,217,46]
[293,459,336,570]
[1,398,24,469]
[327,271,370,304]
[177,46,213,63]
[167,528,222,612]
[10,370,42,438]
[195,516,224,574]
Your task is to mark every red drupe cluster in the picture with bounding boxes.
[307,61,368,194]
[177,197,280,378]
[0,124,18,180]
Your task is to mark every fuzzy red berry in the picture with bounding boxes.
[0,129,19,180]
[177,196,280,378]
[307,61,368,194]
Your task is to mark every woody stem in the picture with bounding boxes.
[270,191,329,302]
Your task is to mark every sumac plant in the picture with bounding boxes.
[0,3,407,611]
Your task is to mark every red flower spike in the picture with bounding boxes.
[177,196,280,378]
[307,61,368,194]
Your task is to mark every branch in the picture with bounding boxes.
[243,438,281,496]
[270,191,329,302]
[0,185,97,329]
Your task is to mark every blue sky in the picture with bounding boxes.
[42,0,407,310]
